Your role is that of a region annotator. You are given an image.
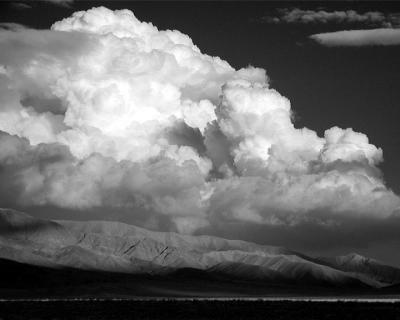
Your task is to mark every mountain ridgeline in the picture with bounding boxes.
[1,208,400,297]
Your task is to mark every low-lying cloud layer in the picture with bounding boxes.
[0,7,399,239]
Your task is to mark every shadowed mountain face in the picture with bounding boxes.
[317,253,400,286]
[1,208,400,297]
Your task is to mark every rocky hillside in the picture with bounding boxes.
[1,208,399,291]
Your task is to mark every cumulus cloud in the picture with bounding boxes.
[262,8,400,28]
[310,28,400,46]
[0,7,399,236]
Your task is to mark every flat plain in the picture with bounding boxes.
[1,299,400,320]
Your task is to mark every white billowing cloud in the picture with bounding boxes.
[310,28,400,46]
[263,8,400,28]
[0,131,211,234]
[0,7,399,234]
[0,74,65,145]
[322,127,383,165]
[48,7,246,165]
[182,99,217,134]
[217,80,324,174]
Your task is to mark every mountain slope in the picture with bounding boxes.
[0,208,397,291]
[318,253,400,286]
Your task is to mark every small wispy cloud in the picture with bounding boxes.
[10,2,32,10]
[260,8,400,48]
[12,0,74,8]
[43,0,74,7]
[261,8,400,28]
[0,22,27,31]
[310,28,400,47]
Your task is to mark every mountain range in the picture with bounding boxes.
[1,208,400,298]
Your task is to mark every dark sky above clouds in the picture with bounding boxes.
[0,1,400,266]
